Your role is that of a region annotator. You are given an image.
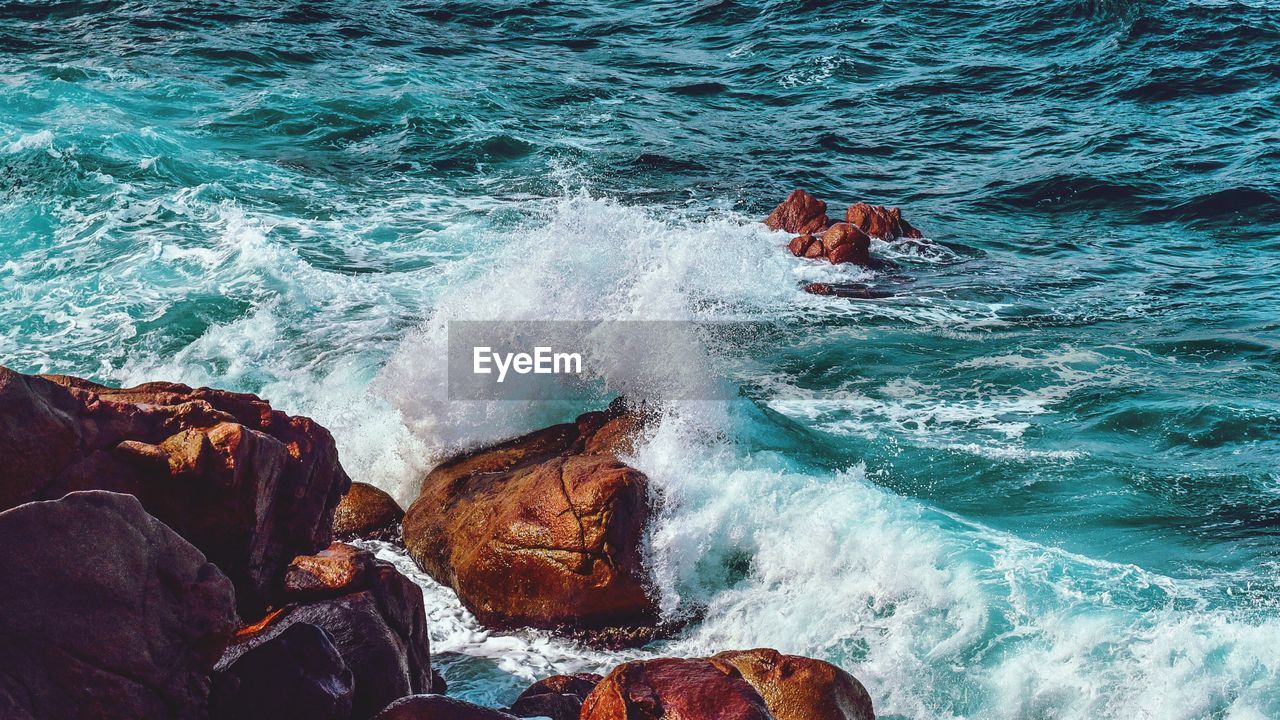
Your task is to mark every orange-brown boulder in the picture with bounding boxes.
[0,367,351,617]
[765,189,829,234]
[819,223,872,266]
[845,202,923,241]
[333,482,404,542]
[402,400,656,635]
[579,658,774,720]
[787,234,815,257]
[711,649,874,720]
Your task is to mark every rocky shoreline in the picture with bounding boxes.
[0,192,906,720]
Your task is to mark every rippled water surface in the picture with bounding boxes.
[3,1,1279,717]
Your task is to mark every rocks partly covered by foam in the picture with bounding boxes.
[0,491,238,720]
[766,189,923,268]
[402,399,657,638]
[0,367,351,616]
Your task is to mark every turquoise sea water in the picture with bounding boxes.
[3,1,1280,717]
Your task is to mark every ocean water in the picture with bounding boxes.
[3,0,1280,717]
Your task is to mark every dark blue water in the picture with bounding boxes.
[2,1,1279,717]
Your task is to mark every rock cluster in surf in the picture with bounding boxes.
[765,188,923,268]
[0,364,879,719]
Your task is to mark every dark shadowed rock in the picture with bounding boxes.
[711,649,874,720]
[375,694,519,720]
[580,657,774,720]
[802,283,894,300]
[0,491,237,720]
[510,673,603,720]
[225,553,432,720]
[0,367,351,616]
[334,482,404,542]
[403,400,656,636]
[765,189,829,234]
[210,622,354,720]
[845,202,923,241]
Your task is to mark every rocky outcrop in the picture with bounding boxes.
[768,191,922,268]
[403,400,656,635]
[209,622,354,720]
[580,658,774,720]
[0,367,351,616]
[845,202,922,241]
[223,543,433,720]
[764,189,830,234]
[334,482,405,542]
[711,649,874,720]
[375,695,519,720]
[509,673,603,720]
[0,491,237,720]
[802,283,893,299]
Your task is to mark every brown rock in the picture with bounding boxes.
[510,673,603,720]
[209,622,354,720]
[787,234,814,257]
[225,559,433,720]
[845,202,923,241]
[0,367,351,617]
[375,695,518,720]
[711,649,874,720]
[403,401,656,634]
[764,189,829,234]
[827,242,870,266]
[0,491,237,720]
[283,542,376,600]
[819,223,870,254]
[334,482,404,542]
[580,658,774,720]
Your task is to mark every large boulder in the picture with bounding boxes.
[711,649,874,720]
[509,673,603,720]
[334,481,404,542]
[579,658,774,720]
[209,622,354,720]
[0,491,237,720]
[764,189,830,234]
[403,400,656,634]
[0,367,352,616]
[375,695,518,720]
[224,544,433,720]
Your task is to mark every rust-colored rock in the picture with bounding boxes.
[819,223,872,266]
[787,234,814,257]
[403,400,656,634]
[802,283,893,299]
[223,558,433,720]
[845,202,923,241]
[510,673,603,720]
[711,649,874,720]
[0,491,237,720]
[580,658,774,720]
[0,367,351,616]
[283,542,375,600]
[764,189,829,234]
[334,482,404,542]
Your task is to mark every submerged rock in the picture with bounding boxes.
[711,649,875,720]
[0,491,237,720]
[209,622,354,720]
[0,367,351,617]
[403,400,656,636]
[802,283,894,299]
[225,547,433,720]
[765,189,830,234]
[334,481,404,543]
[580,658,774,720]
